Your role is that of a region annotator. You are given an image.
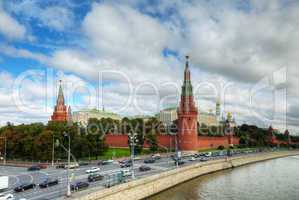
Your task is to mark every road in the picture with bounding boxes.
[0,149,265,200]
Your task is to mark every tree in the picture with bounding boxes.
[146,129,158,152]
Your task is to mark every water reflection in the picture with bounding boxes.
[148,156,299,200]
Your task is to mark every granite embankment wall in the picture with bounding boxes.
[72,151,299,200]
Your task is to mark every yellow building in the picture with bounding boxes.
[72,108,121,126]
[158,107,219,126]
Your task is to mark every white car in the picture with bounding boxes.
[85,167,100,174]
[0,193,13,200]
[189,156,196,161]
[121,169,132,177]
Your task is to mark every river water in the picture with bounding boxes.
[148,156,299,200]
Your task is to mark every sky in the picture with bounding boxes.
[0,0,298,135]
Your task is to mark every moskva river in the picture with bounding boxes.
[148,156,299,200]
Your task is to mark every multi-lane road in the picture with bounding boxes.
[0,149,266,200]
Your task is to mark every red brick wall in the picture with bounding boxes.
[197,136,239,150]
[105,134,240,150]
[105,134,129,148]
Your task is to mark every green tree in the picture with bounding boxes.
[145,129,158,152]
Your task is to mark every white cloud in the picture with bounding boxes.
[6,1,75,31]
[0,7,26,40]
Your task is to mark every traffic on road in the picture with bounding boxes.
[0,148,274,200]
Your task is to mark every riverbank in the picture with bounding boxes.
[71,151,299,200]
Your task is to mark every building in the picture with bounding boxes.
[50,80,71,122]
[198,111,218,126]
[159,107,177,126]
[177,56,198,151]
[159,107,218,127]
[128,115,153,122]
[72,108,121,126]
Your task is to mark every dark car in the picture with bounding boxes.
[119,159,132,164]
[120,161,132,168]
[28,165,41,171]
[97,160,104,165]
[56,164,65,169]
[14,183,36,192]
[144,158,155,164]
[39,178,59,188]
[71,182,89,191]
[175,160,185,166]
[79,162,89,166]
[139,165,151,172]
[37,164,48,169]
[88,174,104,182]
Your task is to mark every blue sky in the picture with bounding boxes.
[0,0,298,134]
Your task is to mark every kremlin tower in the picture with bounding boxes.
[50,80,71,122]
[177,56,198,151]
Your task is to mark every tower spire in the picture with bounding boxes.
[57,80,65,105]
[184,55,190,81]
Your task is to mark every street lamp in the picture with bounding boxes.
[64,132,71,197]
[129,132,138,180]
[55,132,71,197]
[52,134,55,167]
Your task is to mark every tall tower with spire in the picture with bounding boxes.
[177,56,198,151]
[51,80,70,122]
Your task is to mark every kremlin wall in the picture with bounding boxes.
[105,134,240,150]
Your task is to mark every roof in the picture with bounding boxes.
[74,108,120,117]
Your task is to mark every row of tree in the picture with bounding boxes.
[0,117,163,161]
[0,118,298,161]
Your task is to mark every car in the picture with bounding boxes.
[199,153,206,156]
[120,162,132,168]
[151,154,161,160]
[119,159,132,164]
[79,162,89,166]
[102,160,114,165]
[200,157,209,162]
[85,167,100,174]
[65,163,79,169]
[39,178,59,188]
[37,164,48,169]
[0,193,13,200]
[193,153,199,158]
[204,152,212,157]
[70,182,89,191]
[14,183,36,192]
[144,158,156,164]
[88,174,104,182]
[175,160,185,166]
[121,169,132,177]
[27,165,40,171]
[134,157,141,161]
[139,165,151,172]
[56,164,65,169]
[189,156,196,161]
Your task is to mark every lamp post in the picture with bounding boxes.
[52,134,55,167]
[56,133,71,197]
[64,132,71,197]
[129,132,138,180]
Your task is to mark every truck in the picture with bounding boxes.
[0,176,9,191]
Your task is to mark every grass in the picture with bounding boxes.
[81,148,152,161]
[101,148,131,159]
